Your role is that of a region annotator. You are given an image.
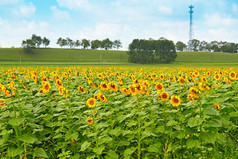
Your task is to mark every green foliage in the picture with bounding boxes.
[176,41,186,51]
[190,39,238,53]
[0,66,237,158]
[22,34,50,49]
[128,39,155,64]
[91,40,101,50]
[101,38,113,50]
[128,38,177,64]
[0,48,238,64]
[154,39,177,63]
[81,39,91,49]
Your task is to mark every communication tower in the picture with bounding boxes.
[188,5,194,51]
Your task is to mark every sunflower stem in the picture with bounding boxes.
[137,95,141,159]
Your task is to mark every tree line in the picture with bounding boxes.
[21,34,122,50]
[22,34,50,48]
[176,39,238,53]
[56,37,122,50]
[128,38,177,64]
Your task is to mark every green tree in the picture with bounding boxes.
[191,39,200,51]
[91,40,101,50]
[75,40,81,48]
[66,37,74,48]
[31,34,42,48]
[176,41,186,51]
[62,39,67,48]
[42,37,50,48]
[81,39,90,49]
[113,40,122,50]
[154,39,177,63]
[22,39,35,48]
[209,41,219,52]
[101,38,113,50]
[128,39,155,64]
[57,37,63,48]
[199,41,208,51]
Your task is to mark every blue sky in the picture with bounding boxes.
[0,0,238,49]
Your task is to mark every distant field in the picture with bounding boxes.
[176,51,238,63]
[0,48,127,63]
[0,48,237,65]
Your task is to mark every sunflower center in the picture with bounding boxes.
[173,98,179,103]
[89,101,94,105]
[45,84,49,90]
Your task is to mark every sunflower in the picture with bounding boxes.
[229,71,236,80]
[87,98,96,108]
[142,80,150,87]
[56,79,63,88]
[41,76,48,81]
[158,91,169,101]
[129,84,137,96]
[108,82,118,92]
[117,77,123,84]
[133,79,139,84]
[214,104,221,110]
[52,71,57,76]
[78,86,85,92]
[135,84,142,92]
[87,116,93,125]
[38,88,43,93]
[88,81,96,89]
[120,87,130,95]
[187,94,194,101]
[142,89,150,96]
[189,87,200,98]
[170,95,181,107]
[58,86,64,95]
[100,82,108,91]
[201,76,207,82]
[178,77,185,85]
[192,71,199,78]
[214,74,220,80]
[43,82,51,93]
[155,82,164,91]
[32,75,37,83]
[198,82,207,91]
[4,90,11,97]
[160,74,165,80]
[99,94,108,102]
[206,71,211,76]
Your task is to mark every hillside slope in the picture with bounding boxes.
[0,48,237,64]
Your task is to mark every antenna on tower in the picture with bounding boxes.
[188,5,194,51]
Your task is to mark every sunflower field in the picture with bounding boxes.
[0,66,237,159]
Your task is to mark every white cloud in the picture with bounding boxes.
[158,6,173,15]
[195,12,238,42]
[0,0,21,5]
[233,4,237,12]
[0,18,50,47]
[56,0,90,10]
[51,6,70,20]
[204,13,238,28]
[13,2,36,18]
[0,17,3,25]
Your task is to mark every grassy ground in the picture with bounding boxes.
[0,48,127,63]
[176,51,238,63]
[0,48,237,65]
